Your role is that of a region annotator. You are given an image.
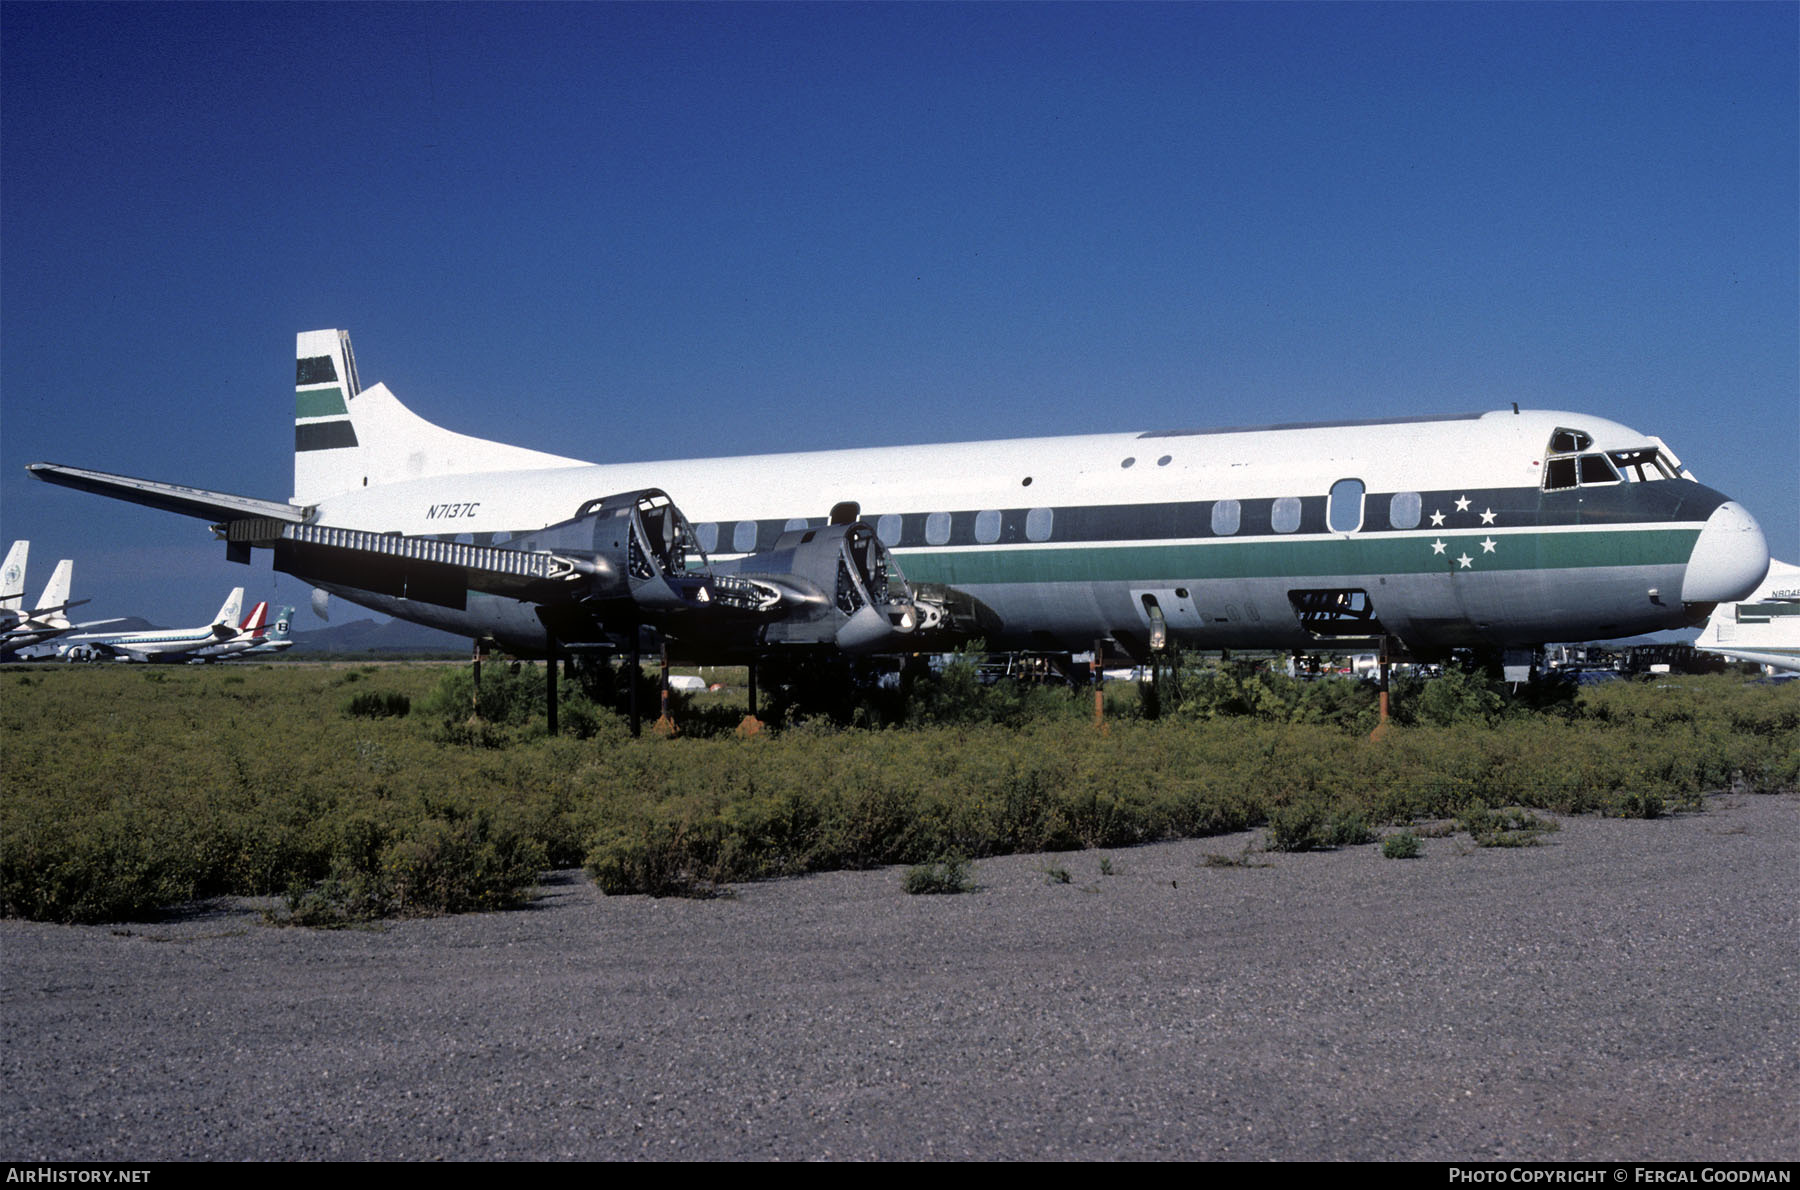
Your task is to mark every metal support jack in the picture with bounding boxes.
[738,655,764,737]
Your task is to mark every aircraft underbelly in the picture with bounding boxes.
[316,583,551,654]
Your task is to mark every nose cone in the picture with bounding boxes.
[1681,501,1770,604]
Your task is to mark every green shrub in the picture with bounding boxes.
[5,667,1792,922]
[902,853,973,895]
[1381,831,1422,859]
[277,809,546,924]
[1460,803,1559,847]
[1267,803,1375,851]
[343,691,411,718]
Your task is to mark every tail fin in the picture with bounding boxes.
[2,541,26,611]
[239,601,269,635]
[35,559,72,618]
[213,588,245,631]
[292,328,586,505]
[270,607,295,640]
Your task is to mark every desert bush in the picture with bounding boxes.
[4,666,1793,920]
[343,690,411,718]
[1381,831,1422,859]
[902,853,973,894]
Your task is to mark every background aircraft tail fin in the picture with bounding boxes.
[214,588,245,631]
[292,328,586,505]
[2,541,27,611]
[240,601,269,634]
[36,559,72,619]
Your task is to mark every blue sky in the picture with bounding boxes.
[3,1,1795,629]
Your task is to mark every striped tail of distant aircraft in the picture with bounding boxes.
[28,328,1771,666]
[188,602,298,662]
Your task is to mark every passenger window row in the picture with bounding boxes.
[690,486,1437,553]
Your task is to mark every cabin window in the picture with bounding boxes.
[732,520,758,553]
[1549,428,1593,453]
[1025,507,1053,542]
[696,523,719,554]
[875,514,902,546]
[1327,479,1365,533]
[1121,457,1136,469]
[1272,497,1302,534]
[784,517,808,532]
[1389,491,1422,530]
[974,510,1002,544]
[1211,499,1241,536]
[925,512,952,546]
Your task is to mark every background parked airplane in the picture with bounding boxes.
[30,329,1770,668]
[2,540,28,614]
[0,542,96,659]
[56,589,245,663]
[187,602,297,662]
[1694,559,1799,675]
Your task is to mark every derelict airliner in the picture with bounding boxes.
[29,328,1770,664]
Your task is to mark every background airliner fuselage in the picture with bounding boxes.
[56,589,244,663]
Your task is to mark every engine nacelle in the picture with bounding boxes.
[705,523,921,652]
[506,489,702,612]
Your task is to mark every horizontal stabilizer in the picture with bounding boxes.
[27,463,311,524]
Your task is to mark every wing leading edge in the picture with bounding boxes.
[26,463,311,525]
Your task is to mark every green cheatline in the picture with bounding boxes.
[294,387,348,419]
[898,528,1701,586]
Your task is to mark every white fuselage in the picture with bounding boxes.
[296,409,1767,658]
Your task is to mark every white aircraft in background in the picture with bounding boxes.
[29,328,1771,666]
[57,589,244,663]
[1694,559,1800,674]
[2,540,29,616]
[188,602,297,662]
[1,542,97,658]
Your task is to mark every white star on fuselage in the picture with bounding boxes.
[1481,538,1497,553]
[1479,508,1497,525]
[1454,496,1471,512]
[1431,539,1447,555]
[1430,510,1445,526]
[1456,553,1474,568]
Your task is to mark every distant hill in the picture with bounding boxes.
[287,618,472,657]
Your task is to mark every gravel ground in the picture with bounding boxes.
[3,793,1795,1162]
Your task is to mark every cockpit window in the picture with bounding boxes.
[1578,453,1620,485]
[1549,428,1593,453]
[1545,452,1629,492]
[1544,456,1578,492]
[1607,448,1677,482]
